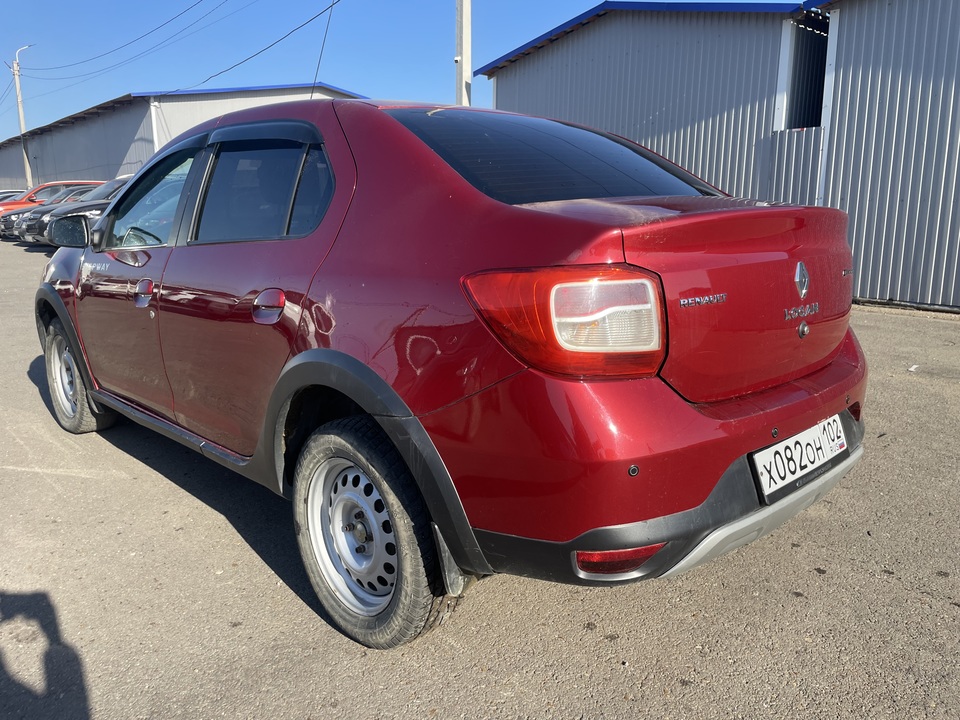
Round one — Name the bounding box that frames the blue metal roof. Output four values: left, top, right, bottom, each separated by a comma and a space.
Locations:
133, 81, 365, 99
476, 1, 808, 77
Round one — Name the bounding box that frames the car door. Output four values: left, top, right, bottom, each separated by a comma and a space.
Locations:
74, 143, 203, 418
158, 111, 353, 456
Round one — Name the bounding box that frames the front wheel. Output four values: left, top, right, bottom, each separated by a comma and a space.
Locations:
44, 318, 116, 433
293, 416, 455, 648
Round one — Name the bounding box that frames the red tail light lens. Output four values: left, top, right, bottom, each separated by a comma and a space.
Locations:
576, 543, 667, 575
462, 265, 666, 379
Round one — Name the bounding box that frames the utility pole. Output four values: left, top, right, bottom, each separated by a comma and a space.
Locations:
455, 0, 471, 106
13, 45, 34, 188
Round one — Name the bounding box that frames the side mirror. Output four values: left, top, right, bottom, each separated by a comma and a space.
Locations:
49, 215, 88, 248
90, 226, 105, 251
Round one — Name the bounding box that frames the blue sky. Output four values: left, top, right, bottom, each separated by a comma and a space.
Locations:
0, 0, 785, 144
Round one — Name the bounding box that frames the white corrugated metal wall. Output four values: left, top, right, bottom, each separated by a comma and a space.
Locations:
0, 100, 154, 185
0, 85, 356, 189
0, 152, 28, 191
491, 10, 785, 199
489, 1, 960, 308
769, 126, 823, 205
152, 85, 354, 149
823, 0, 960, 307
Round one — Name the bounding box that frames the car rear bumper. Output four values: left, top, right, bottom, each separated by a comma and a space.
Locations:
421, 327, 867, 583
472, 413, 864, 585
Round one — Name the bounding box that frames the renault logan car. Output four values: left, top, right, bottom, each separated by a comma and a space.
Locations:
36, 99, 867, 648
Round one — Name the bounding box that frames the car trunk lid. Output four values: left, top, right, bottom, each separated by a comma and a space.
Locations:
523, 196, 854, 402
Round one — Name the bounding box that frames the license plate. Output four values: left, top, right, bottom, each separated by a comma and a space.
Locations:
751, 415, 849, 504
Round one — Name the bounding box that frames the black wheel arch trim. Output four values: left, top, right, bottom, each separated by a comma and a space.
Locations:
261, 349, 493, 576
35, 283, 109, 415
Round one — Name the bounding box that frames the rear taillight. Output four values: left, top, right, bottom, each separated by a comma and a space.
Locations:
462, 265, 666, 379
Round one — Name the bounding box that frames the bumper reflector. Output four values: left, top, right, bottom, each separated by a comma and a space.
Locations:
575, 543, 666, 575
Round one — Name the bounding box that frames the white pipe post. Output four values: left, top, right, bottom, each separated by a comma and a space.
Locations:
455, 0, 472, 106
13, 45, 34, 188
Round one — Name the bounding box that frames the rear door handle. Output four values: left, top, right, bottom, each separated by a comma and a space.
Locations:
252, 288, 286, 325
133, 278, 154, 309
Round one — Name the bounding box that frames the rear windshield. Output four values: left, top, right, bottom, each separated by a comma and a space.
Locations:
385, 108, 711, 205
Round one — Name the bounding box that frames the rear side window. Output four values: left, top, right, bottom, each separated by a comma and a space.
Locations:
385, 108, 710, 205
289, 145, 335, 236
195, 140, 333, 243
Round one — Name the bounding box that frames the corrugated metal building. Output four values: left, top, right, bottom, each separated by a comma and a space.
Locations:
0, 81, 360, 190
478, 0, 960, 308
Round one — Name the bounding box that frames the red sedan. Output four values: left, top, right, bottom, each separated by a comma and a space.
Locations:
36, 99, 867, 648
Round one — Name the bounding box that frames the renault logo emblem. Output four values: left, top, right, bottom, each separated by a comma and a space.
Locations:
795, 262, 810, 300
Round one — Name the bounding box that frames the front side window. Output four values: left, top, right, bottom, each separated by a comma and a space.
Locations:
106, 151, 196, 249
63, 187, 94, 202
33, 186, 64, 202
82, 178, 127, 202
47, 188, 80, 204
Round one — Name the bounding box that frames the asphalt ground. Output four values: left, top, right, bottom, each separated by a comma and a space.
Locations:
1, 237, 957, 720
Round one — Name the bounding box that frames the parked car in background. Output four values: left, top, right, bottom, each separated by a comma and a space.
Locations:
0, 189, 25, 202
0, 181, 102, 239
16, 186, 98, 242
37, 99, 867, 648
6, 186, 97, 242
28, 177, 131, 245
0, 180, 101, 216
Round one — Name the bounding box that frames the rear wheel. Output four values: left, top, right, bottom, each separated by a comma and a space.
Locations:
293, 416, 455, 648
44, 318, 115, 434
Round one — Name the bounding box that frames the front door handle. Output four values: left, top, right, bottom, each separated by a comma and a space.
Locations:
252, 288, 286, 325
133, 278, 154, 309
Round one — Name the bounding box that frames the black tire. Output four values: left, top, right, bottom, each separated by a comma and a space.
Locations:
44, 318, 116, 433
293, 415, 456, 648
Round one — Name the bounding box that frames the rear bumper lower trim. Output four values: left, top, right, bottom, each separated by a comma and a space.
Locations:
659, 445, 862, 579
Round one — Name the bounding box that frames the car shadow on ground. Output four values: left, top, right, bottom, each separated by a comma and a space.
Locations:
26, 355, 323, 617
12, 241, 54, 256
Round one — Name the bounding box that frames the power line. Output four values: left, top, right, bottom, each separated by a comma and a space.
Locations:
169, 0, 343, 94
21, 0, 234, 82
0, 0, 340, 128
310, 1, 336, 99
7, 0, 262, 109
21, 0, 208, 71
0, 79, 14, 108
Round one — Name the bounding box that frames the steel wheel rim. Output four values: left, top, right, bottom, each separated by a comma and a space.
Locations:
52, 335, 79, 418
307, 456, 398, 616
